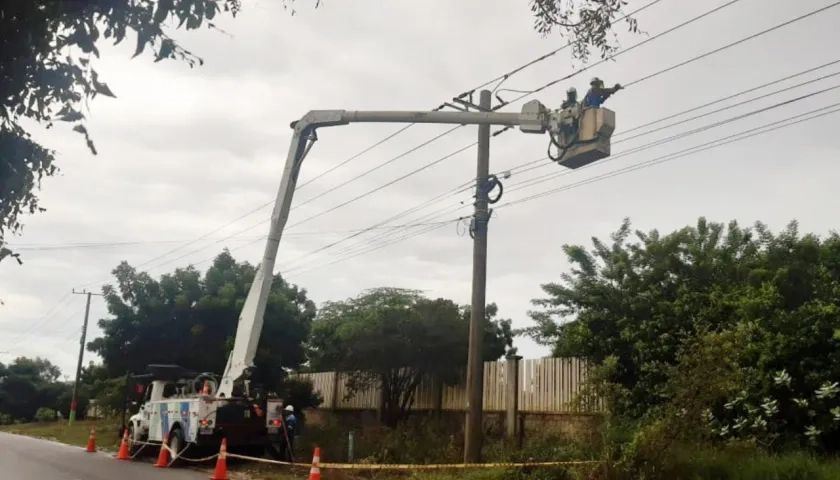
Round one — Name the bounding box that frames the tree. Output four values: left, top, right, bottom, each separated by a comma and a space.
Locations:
88, 248, 317, 396
526, 217, 840, 450
309, 287, 514, 426
530, 0, 644, 62
1, 0, 643, 267
1, 0, 244, 265
0, 356, 71, 421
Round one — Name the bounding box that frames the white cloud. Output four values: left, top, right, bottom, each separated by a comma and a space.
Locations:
2, 0, 840, 375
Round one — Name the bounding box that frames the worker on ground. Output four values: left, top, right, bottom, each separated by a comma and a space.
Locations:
582, 77, 622, 108
561, 87, 578, 109
282, 404, 297, 461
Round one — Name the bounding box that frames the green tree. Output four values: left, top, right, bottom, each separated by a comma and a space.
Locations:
87, 249, 317, 395
1, 0, 643, 267
0, 0, 243, 265
0, 356, 70, 421
309, 287, 514, 426
526, 217, 840, 450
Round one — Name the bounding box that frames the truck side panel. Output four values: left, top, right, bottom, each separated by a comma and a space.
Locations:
147, 400, 200, 443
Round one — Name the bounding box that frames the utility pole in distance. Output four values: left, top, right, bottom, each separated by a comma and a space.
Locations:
464, 89, 492, 463
69, 289, 103, 425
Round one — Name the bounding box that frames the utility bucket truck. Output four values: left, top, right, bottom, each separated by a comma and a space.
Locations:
125, 365, 274, 458
123, 97, 615, 462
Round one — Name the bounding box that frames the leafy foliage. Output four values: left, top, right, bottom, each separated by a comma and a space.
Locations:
527, 217, 840, 452
0, 0, 243, 264
88, 249, 316, 397
0, 356, 75, 422
0, 0, 641, 268
529, 0, 644, 62
309, 287, 515, 426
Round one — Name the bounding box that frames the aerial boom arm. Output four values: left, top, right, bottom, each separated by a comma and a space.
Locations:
216, 102, 581, 398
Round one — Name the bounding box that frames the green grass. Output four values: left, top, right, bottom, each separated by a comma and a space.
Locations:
0, 419, 122, 450
653, 448, 840, 480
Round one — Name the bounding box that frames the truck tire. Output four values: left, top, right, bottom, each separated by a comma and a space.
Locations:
127, 423, 141, 456
168, 426, 185, 466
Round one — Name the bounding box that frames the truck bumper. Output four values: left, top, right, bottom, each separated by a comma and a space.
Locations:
195, 425, 268, 448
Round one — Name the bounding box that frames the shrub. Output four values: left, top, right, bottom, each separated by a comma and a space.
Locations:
34, 407, 56, 422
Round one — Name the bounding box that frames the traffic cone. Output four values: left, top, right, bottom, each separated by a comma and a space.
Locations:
85, 426, 96, 453
209, 438, 229, 480
308, 447, 321, 480
201, 381, 211, 395
154, 433, 170, 468
115, 429, 131, 460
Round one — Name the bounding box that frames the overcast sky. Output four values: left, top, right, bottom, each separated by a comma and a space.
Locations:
2, 0, 839, 377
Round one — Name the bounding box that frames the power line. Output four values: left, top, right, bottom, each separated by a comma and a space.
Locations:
4, 294, 80, 348
278, 0, 760, 252
274, 52, 840, 270
284, 102, 840, 278
72, 0, 745, 289
7, 222, 462, 251
9, 304, 89, 350
282, 83, 840, 273
289, 0, 669, 206
72, 0, 672, 281
623, 1, 840, 88
616, 58, 840, 137
242, 2, 756, 270
287, 127, 512, 230
500, 61, 840, 180
495, 0, 840, 113
506, 82, 840, 193
498, 102, 840, 209
492, 0, 748, 109
282, 203, 471, 273
84, 5, 659, 280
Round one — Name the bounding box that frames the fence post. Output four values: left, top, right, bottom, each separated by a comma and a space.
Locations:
432, 375, 443, 419
330, 372, 340, 410
505, 355, 522, 439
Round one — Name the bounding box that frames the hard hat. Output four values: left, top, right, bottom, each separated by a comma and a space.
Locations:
590, 77, 602, 85
284, 405, 294, 412
567, 87, 577, 93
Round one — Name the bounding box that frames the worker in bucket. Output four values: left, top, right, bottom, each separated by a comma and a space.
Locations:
561, 86, 578, 109
281, 404, 298, 461
582, 77, 622, 108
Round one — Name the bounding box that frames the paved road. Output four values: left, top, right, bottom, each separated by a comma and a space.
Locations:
0, 432, 210, 480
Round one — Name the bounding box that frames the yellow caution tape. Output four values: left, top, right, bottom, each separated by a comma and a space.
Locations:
225, 453, 602, 470
317, 460, 602, 470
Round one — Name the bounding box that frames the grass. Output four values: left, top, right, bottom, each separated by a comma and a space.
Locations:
0, 419, 122, 450
0, 419, 595, 480
650, 447, 840, 480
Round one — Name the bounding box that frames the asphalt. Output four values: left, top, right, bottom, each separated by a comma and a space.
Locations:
0, 432, 211, 480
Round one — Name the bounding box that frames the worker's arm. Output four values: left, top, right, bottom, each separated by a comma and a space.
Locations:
604, 84, 623, 98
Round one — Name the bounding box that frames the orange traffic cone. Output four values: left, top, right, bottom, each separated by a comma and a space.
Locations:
85, 426, 96, 453
308, 447, 321, 480
115, 428, 131, 460
154, 433, 170, 468
209, 438, 229, 480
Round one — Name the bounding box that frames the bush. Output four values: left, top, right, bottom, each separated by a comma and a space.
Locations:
0, 413, 13, 425
34, 407, 56, 422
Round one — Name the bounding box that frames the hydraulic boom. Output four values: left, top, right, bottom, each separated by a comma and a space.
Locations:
216, 102, 615, 398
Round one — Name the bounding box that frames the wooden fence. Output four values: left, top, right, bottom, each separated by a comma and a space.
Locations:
295, 357, 603, 414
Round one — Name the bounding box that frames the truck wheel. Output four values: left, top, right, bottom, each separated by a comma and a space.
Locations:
168, 426, 185, 465
127, 424, 141, 456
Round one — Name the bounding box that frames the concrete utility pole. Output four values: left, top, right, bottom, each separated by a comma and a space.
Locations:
69, 289, 103, 425
464, 90, 492, 463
